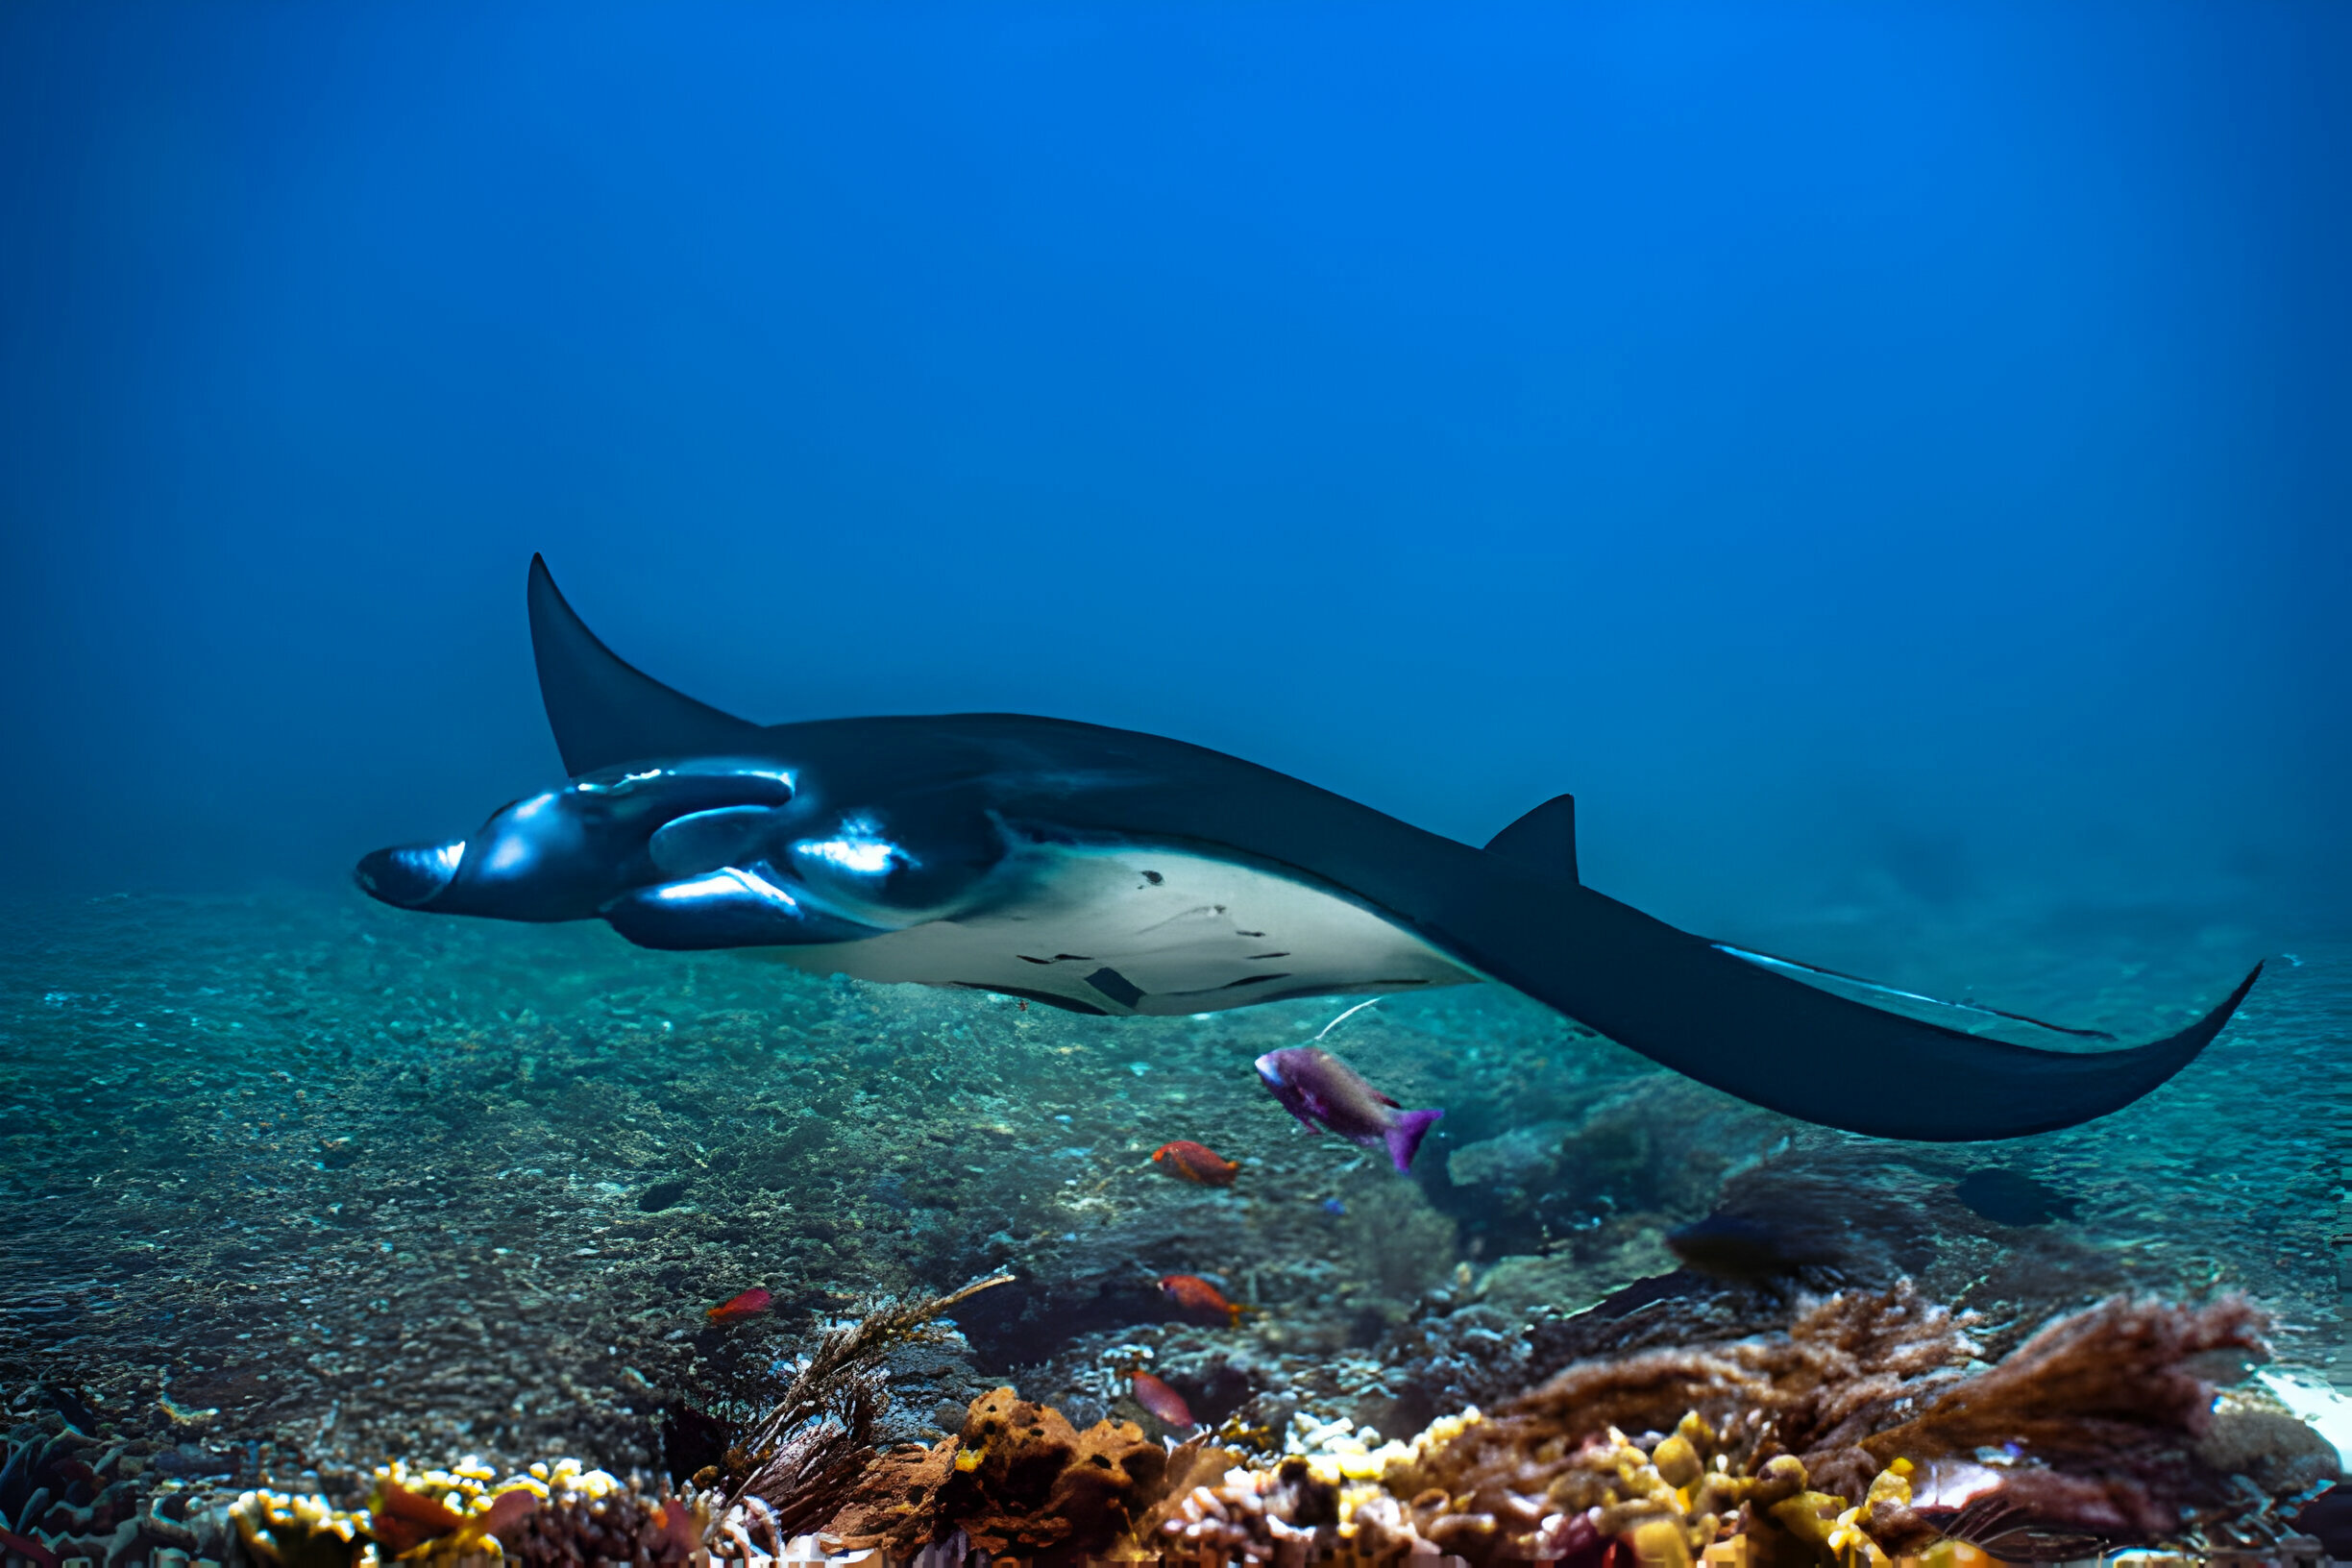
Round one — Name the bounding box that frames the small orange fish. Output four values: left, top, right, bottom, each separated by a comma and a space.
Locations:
1130, 1371, 1194, 1429
1159, 1273, 1251, 1327
1151, 1140, 1241, 1187
706, 1286, 773, 1325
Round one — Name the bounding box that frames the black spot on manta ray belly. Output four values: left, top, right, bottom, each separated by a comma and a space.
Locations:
1139, 870, 1164, 885
1083, 967, 1146, 1008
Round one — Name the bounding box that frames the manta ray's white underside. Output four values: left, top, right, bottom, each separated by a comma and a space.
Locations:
774, 845, 1479, 1016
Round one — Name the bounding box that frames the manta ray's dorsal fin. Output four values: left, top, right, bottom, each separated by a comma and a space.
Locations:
527, 554, 767, 776
1485, 793, 1579, 883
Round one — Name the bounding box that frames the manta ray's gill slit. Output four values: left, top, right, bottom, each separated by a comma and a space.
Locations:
1083, 967, 1146, 1008
1246, 951, 1292, 960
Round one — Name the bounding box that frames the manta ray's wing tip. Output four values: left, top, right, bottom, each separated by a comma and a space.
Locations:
2218, 960, 2264, 1019
522, 551, 766, 776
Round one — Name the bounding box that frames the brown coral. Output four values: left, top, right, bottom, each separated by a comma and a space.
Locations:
934, 1387, 1170, 1559
818, 1385, 1175, 1561
820, 1440, 965, 1556
1859, 1292, 2266, 1465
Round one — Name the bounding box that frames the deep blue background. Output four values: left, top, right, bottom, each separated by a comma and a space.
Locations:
4, 2, 2346, 942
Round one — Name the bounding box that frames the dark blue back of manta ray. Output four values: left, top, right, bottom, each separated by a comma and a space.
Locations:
511, 553, 2260, 1144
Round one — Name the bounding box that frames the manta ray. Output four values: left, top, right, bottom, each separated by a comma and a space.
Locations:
355, 557, 2259, 1142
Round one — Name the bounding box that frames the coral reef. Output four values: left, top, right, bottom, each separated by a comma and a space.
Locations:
1355, 1287, 2295, 1564
228, 1455, 712, 1566
799, 1286, 2327, 1567
720, 1274, 1012, 1539
1, 1273, 2341, 1567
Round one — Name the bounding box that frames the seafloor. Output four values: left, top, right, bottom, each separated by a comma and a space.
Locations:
0, 886, 2343, 1510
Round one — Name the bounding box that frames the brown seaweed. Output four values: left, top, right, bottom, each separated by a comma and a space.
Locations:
721, 1272, 1012, 1538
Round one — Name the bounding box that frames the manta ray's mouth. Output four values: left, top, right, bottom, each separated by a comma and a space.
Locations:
355, 840, 466, 908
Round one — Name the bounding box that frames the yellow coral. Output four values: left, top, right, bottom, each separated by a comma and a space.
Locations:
231, 1489, 367, 1568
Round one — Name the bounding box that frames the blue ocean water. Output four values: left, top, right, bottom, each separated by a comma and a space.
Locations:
1, 1, 2347, 1556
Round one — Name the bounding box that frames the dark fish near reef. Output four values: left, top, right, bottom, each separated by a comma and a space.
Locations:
1664, 1213, 1847, 1286
1160, 1273, 1250, 1327
1953, 1167, 2080, 1226
1130, 1371, 1194, 1428
1255, 1046, 1443, 1172
354, 555, 2261, 1141
706, 1286, 773, 1325
1152, 1139, 1241, 1186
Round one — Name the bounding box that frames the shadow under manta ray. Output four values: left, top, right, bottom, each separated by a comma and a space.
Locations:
354, 555, 2260, 1143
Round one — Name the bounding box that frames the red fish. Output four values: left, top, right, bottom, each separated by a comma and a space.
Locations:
1159, 1273, 1250, 1327
706, 1286, 773, 1325
1151, 1140, 1241, 1187
1130, 1371, 1194, 1429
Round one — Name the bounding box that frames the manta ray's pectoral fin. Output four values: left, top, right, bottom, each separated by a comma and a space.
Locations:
1458, 875, 2264, 1139
1485, 793, 1579, 883
528, 555, 769, 775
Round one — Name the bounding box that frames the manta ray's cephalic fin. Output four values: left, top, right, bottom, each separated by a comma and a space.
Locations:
527, 554, 769, 776
1485, 793, 1579, 883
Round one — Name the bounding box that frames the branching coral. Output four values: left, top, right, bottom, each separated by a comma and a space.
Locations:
1859, 1294, 2271, 1559
1862, 1292, 2266, 1464
719, 1272, 1012, 1541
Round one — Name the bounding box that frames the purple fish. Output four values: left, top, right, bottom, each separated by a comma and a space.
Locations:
1254, 1046, 1444, 1172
